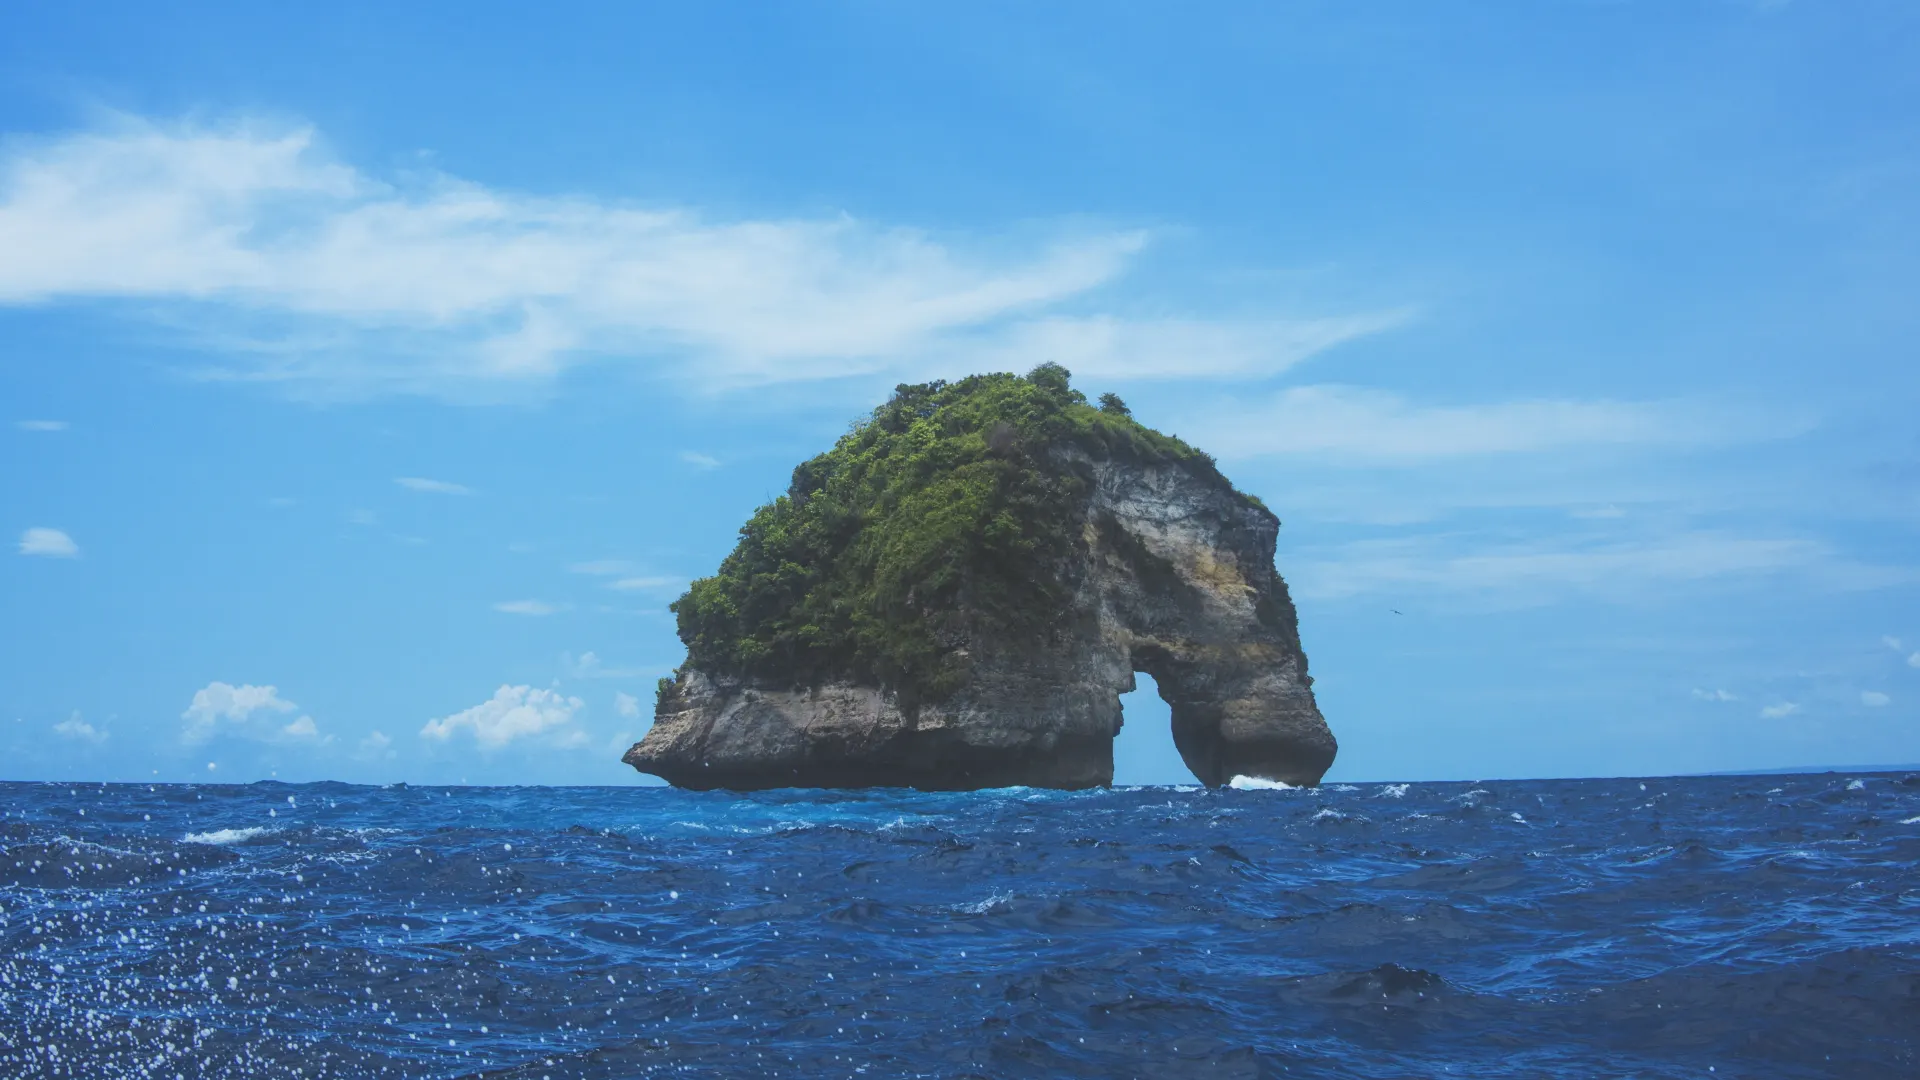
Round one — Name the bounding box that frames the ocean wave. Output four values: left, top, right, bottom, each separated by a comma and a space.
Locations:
1226, 774, 1297, 790
1, 773, 1915, 1079
181, 826, 273, 845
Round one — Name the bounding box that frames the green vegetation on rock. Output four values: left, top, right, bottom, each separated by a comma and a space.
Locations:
668, 365, 1259, 706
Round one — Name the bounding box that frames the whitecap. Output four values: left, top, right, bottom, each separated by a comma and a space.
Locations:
1377, 783, 1410, 798
955, 890, 1014, 915
1901, 815, 1920, 825
1228, 775, 1297, 791
182, 827, 271, 846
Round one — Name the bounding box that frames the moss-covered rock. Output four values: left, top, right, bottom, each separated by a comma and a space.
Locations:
669, 364, 1259, 706
631, 366, 1334, 791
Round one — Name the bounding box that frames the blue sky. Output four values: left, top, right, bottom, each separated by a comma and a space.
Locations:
3, 1, 1917, 786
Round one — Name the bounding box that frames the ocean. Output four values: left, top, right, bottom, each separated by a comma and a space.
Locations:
2, 774, 1916, 1078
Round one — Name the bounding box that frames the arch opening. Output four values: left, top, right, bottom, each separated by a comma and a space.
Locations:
1111, 671, 1200, 786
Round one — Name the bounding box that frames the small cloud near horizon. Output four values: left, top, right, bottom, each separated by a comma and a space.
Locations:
52, 713, 106, 744
562, 650, 652, 678
15, 419, 67, 431
18, 527, 79, 558
1760, 702, 1800, 719
609, 575, 681, 592
181, 681, 325, 744
494, 599, 560, 616
567, 559, 635, 576
420, 685, 586, 750
394, 476, 472, 495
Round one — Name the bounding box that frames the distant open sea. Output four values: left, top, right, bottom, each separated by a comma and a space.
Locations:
3, 775, 1916, 1079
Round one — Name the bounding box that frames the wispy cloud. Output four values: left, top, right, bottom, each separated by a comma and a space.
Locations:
15, 419, 67, 431
615, 691, 642, 719
356, 730, 395, 760
52, 713, 106, 744
419, 685, 586, 750
1760, 702, 1800, 719
394, 476, 471, 495
1861, 691, 1891, 707
679, 451, 721, 470
561, 650, 652, 678
181, 681, 324, 743
0, 116, 1345, 396
567, 559, 635, 576
958, 312, 1408, 381
18, 527, 79, 558
0, 116, 1404, 397
1188, 386, 1792, 463
493, 599, 560, 616
1288, 532, 1914, 602
1692, 688, 1738, 702
608, 576, 681, 592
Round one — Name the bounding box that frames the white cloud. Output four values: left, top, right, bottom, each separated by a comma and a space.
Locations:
1911, 653, 1920, 669
1760, 703, 1800, 719
1691, 688, 1738, 702
562, 650, 651, 679
679, 451, 721, 470
18, 527, 79, 558
419, 685, 585, 750
15, 419, 67, 431
615, 692, 642, 719
181, 681, 311, 743
567, 559, 635, 576
52, 713, 106, 744
356, 730, 395, 760
394, 476, 471, 495
1884, 636, 1905, 652
493, 599, 559, 616
347, 508, 377, 526
1188, 386, 1786, 463
1861, 691, 1891, 707
608, 575, 681, 592
0, 116, 1287, 395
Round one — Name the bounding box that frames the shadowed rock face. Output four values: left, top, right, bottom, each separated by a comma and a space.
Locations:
625, 450, 1334, 790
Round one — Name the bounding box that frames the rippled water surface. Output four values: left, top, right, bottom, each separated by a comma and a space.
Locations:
3, 774, 1918, 1078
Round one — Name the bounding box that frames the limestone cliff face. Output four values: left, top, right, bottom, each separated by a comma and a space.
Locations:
624, 447, 1334, 790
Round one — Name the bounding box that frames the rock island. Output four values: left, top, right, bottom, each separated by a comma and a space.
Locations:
624, 365, 1335, 789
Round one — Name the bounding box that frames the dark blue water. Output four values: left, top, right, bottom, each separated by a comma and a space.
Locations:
3, 775, 1917, 1079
